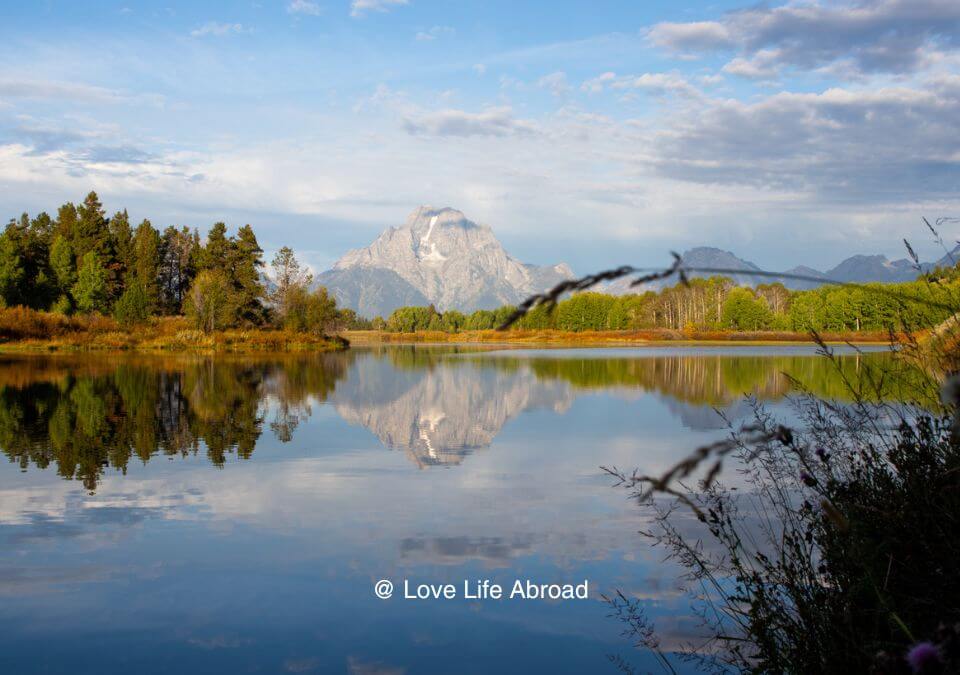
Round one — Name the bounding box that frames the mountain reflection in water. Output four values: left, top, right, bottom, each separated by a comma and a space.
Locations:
0, 346, 894, 488
0, 345, 901, 675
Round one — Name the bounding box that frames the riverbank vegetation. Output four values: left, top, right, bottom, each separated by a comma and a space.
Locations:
0, 353, 348, 490
376, 273, 960, 337
495, 258, 960, 673
0, 192, 358, 351
345, 327, 894, 346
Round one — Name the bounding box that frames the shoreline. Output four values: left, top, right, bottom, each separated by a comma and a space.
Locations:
0, 330, 349, 354
0, 326, 899, 354
341, 328, 897, 347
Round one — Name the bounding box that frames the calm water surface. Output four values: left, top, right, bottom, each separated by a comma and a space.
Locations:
0, 345, 891, 674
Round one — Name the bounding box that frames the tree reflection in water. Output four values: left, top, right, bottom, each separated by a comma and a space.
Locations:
0, 354, 349, 491
0, 347, 902, 491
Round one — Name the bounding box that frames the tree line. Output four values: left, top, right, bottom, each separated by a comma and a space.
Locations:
379, 274, 960, 333
1, 191, 366, 333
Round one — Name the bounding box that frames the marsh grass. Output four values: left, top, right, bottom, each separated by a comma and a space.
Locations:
504, 225, 960, 673
0, 307, 348, 353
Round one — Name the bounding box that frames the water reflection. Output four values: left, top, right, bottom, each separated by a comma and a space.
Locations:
0, 347, 894, 488
0, 354, 346, 490
0, 345, 898, 674
333, 348, 574, 467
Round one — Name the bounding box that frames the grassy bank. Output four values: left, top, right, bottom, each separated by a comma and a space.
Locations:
343, 327, 897, 346
0, 308, 348, 353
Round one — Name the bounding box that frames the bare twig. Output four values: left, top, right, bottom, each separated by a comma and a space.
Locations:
601, 424, 794, 519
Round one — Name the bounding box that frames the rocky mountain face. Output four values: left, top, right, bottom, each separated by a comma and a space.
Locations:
316, 207, 572, 318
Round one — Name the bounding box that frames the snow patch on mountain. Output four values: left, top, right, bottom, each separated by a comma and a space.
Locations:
317, 206, 573, 317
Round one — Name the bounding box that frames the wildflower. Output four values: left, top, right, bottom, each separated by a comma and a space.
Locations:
800, 471, 817, 487
906, 642, 941, 673
815, 447, 829, 461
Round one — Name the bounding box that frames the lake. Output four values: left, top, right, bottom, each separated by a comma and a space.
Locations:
0, 344, 892, 674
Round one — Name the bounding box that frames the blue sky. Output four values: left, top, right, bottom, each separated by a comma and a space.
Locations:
1, 0, 959, 274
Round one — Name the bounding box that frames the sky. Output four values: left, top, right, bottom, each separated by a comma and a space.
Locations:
1, 0, 959, 275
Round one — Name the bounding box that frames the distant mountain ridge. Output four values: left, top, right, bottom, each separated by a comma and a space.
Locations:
603, 245, 960, 295
316, 206, 572, 317
315, 208, 960, 316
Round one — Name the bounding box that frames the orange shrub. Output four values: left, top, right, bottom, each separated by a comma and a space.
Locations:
0, 306, 119, 340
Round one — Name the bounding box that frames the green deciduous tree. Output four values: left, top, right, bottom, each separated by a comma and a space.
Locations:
185, 270, 237, 333
72, 252, 109, 314
721, 287, 772, 330
555, 293, 615, 331
441, 310, 465, 332
284, 286, 338, 334
270, 246, 313, 322
49, 235, 76, 311
387, 305, 435, 332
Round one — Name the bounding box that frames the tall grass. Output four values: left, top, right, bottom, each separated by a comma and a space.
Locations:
502, 231, 960, 673
0, 306, 348, 352
0, 306, 118, 340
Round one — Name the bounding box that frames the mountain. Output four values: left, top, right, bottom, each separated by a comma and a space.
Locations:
933, 247, 960, 269
315, 267, 430, 316
315, 209, 960, 312
780, 265, 829, 290
603, 247, 765, 294
332, 354, 574, 468
601, 244, 960, 295
823, 255, 917, 283
316, 206, 573, 317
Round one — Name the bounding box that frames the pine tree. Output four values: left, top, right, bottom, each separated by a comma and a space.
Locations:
0, 229, 25, 307
74, 191, 112, 261
231, 224, 266, 325
114, 280, 150, 327
109, 209, 134, 301
159, 226, 198, 313
54, 202, 78, 242
200, 222, 231, 271
23, 212, 57, 309
132, 220, 161, 312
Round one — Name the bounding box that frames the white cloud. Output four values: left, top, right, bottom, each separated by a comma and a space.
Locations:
473, 64, 487, 76
581, 71, 700, 97
648, 0, 960, 77
415, 26, 455, 41
721, 49, 783, 79
646, 78, 960, 200
402, 106, 538, 137
287, 0, 322, 16
536, 71, 570, 96
350, 0, 408, 18
0, 79, 164, 106
0, 80, 124, 104
581, 71, 616, 94
190, 22, 248, 38
648, 20, 733, 51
